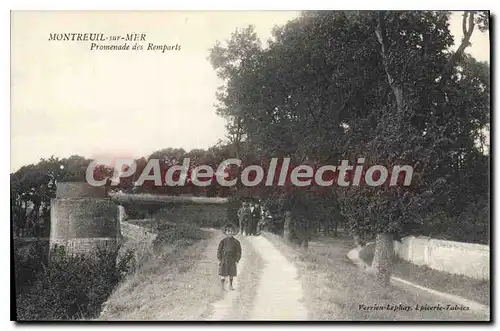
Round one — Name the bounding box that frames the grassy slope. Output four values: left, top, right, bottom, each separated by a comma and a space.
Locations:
99, 223, 224, 320
262, 232, 488, 321
359, 243, 490, 306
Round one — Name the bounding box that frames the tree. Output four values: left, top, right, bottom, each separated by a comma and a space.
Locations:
209, 10, 490, 286
209, 25, 262, 160
363, 11, 489, 285
11, 155, 114, 237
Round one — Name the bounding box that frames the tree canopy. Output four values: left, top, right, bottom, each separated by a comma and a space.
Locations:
208, 11, 490, 284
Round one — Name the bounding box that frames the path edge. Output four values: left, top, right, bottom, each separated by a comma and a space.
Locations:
347, 245, 490, 315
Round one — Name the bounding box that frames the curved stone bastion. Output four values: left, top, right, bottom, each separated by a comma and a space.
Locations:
50, 182, 121, 257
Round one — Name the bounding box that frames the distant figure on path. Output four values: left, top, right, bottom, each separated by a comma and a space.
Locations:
247, 203, 255, 235
257, 204, 272, 234
250, 203, 261, 235
217, 223, 242, 291
237, 202, 251, 235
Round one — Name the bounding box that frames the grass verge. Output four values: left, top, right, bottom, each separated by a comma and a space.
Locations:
99, 222, 221, 320
262, 232, 488, 321
359, 243, 490, 306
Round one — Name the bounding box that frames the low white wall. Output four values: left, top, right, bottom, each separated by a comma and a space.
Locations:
394, 236, 490, 281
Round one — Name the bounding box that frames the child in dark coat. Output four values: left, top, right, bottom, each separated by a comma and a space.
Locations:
217, 223, 242, 290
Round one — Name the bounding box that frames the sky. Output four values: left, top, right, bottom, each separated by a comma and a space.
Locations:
10, 11, 490, 172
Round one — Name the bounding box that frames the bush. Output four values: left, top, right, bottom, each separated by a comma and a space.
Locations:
14, 241, 48, 294
226, 196, 242, 226
154, 223, 206, 247
15, 246, 132, 321
153, 205, 228, 230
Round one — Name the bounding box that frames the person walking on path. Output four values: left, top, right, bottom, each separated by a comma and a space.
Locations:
217, 223, 242, 291
247, 203, 260, 235
237, 202, 251, 236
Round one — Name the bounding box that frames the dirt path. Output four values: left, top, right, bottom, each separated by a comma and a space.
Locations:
207, 235, 308, 321
206, 234, 249, 320
246, 236, 308, 320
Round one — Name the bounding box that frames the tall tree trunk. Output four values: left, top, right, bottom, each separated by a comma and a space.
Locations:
302, 238, 309, 251
371, 233, 394, 287
298, 219, 309, 251
42, 206, 50, 237
234, 116, 242, 160
283, 211, 292, 242
34, 202, 41, 237
353, 234, 362, 248
440, 12, 476, 86
375, 11, 404, 112
17, 202, 26, 236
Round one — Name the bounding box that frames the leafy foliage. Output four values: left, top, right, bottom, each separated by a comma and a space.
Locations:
11, 155, 113, 237
208, 11, 490, 246
16, 247, 133, 321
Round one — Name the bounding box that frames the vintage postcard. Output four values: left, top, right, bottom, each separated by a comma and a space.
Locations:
11, 10, 490, 321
